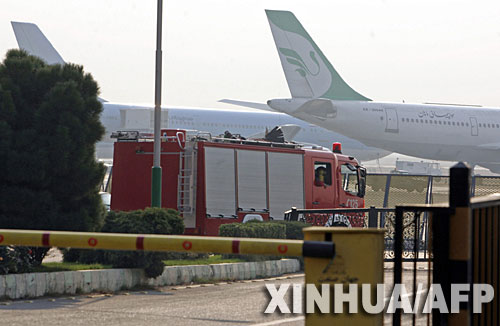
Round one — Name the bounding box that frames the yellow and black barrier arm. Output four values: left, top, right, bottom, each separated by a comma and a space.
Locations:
0, 229, 335, 258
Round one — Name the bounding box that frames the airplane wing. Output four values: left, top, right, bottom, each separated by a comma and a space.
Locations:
11, 21, 65, 65
248, 124, 302, 141
478, 163, 500, 174
478, 143, 500, 150
219, 99, 277, 112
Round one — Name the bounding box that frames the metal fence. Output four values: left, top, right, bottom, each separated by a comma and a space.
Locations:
392, 165, 500, 326
470, 195, 500, 325
365, 173, 500, 208
285, 207, 431, 261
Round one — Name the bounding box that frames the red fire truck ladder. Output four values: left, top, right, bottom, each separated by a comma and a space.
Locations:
177, 134, 200, 228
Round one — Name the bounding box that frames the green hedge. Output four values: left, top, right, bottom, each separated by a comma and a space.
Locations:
219, 220, 286, 239
271, 220, 308, 240
63, 207, 185, 278
0, 247, 36, 275
218, 220, 309, 262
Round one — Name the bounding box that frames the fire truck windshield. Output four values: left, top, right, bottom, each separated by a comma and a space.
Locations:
341, 163, 360, 195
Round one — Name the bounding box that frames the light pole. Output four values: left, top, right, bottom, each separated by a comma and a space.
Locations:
151, 0, 163, 207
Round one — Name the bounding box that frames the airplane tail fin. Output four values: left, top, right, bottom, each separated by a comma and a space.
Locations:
265, 10, 370, 101
11, 22, 108, 103
11, 21, 65, 65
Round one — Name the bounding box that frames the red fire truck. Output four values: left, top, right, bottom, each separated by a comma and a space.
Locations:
110, 129, 366, 235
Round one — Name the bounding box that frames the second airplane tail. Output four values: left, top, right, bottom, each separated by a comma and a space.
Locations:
265, 10, 370, 101
11, 22, 65, 65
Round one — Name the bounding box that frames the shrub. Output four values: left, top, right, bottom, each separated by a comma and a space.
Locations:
271, 220, 308, 240
219, 220, 310, 263
64, 207, 184, 278
219, 220, 286, 239
0, 246, 36, 274
219, 221, 286, 261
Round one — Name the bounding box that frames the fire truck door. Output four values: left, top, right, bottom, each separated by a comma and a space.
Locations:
312, 159, 335, 208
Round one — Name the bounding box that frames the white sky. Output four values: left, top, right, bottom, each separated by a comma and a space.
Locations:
2, 0, 500, 109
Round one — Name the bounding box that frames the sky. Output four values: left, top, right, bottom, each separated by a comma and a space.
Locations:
2, 0, 500, 110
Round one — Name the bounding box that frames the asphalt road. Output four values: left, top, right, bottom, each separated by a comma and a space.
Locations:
1, 267, 433, 326
0, 274, 305, 326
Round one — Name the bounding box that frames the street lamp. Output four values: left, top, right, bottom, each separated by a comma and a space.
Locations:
151, 0, 163, 207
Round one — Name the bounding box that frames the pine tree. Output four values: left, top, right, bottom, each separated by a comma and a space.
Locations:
0, 49, 106, 266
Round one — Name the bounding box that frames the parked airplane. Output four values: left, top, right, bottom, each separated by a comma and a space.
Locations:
261, 10, 500, 173
224, 10, 500, 173
12, 21, 388, 161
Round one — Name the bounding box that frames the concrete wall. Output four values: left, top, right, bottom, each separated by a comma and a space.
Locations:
0, 259, 300, 300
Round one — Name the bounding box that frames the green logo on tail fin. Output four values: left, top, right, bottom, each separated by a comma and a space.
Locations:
267, 10, 371, 101
279, 47, 320, 77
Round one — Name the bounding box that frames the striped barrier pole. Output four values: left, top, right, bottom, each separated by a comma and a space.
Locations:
0, 229, 335, 258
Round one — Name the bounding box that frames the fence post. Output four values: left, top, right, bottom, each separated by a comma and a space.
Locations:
287, 207, 298, 221
368, 206, 378, 228
448, 162, 472, 325
383, 175, 392, 208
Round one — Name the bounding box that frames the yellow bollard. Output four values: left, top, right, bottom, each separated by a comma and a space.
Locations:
303, 227, 385, 326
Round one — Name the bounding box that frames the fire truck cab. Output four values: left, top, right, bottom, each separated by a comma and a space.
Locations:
110, 129, 366, 235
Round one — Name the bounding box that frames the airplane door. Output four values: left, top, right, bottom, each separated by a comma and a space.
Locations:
385, 108, 399, 133
470, 117, 478, 136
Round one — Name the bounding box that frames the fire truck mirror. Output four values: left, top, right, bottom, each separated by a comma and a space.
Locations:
358, 167, 367, 198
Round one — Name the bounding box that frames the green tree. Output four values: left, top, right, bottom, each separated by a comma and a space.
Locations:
0, 49, 106, 266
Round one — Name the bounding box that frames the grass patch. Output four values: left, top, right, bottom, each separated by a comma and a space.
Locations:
30, 255, 243, 273
162, 254, 244, 266
27, 255, 243, 273
32, 262, 111, 273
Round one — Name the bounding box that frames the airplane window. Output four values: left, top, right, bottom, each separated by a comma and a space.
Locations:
452, 122, 455, 126
411, 119, 414, 122
425, 120, 428, 123
488, 124, 491, 128
466, 123, 469, 127
448, 121, 451, 125
496, 124, 499, 128
438, 121, 442, 125
420, 119, 423, 123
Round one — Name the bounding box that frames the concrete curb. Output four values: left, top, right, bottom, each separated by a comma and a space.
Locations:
0, 259, 301, 300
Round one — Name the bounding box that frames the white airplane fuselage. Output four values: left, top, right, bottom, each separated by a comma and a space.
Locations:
268, 98, 500, 168
97, 102, 389, 161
